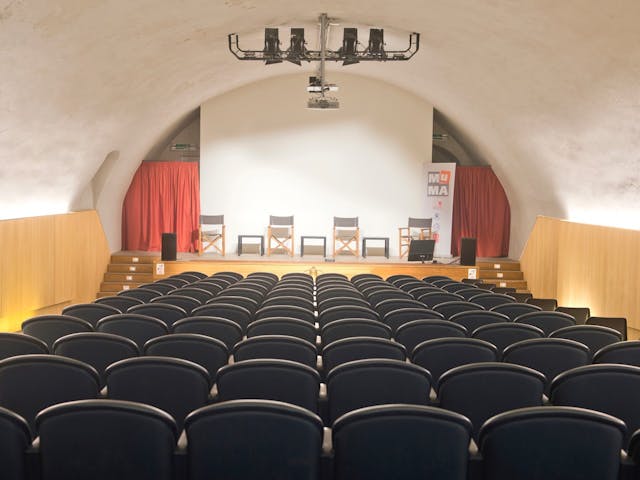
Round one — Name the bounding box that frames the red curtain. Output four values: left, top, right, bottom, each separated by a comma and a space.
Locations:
122, 161, 200, 252
451, 166, 510, 257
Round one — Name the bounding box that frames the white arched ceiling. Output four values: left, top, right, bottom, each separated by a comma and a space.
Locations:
1, 1, 639, 255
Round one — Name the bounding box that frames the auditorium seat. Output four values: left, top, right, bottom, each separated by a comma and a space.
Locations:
387, 274, 418, 285
221, 285, 268, 301
97, 314, 169, 349
0, 406, 33, 480
366, 289, 413, 307
550, 363, 640, 444
441, 282, 475, 294
351, 273, 382, 284
233, 335, 318, 368
556, 306, 591, 324
468, 293, 516, 309
53, 332, 139, 386
255, 305, 315, 324
374, 298, 426, 317
423, 275, 454, 283
206, 295, 259, 315
171, 273, 202, 284
321, 319, 392, 346
593, 341, 640, 366
154, 277, 189, 288
407, 285, 446, 300
0, 354, 100, 429
35, 399, 177, 480
281, 272, 314, 282
105, 356, 210, 430
248, 317, 317, 344
526, 297, 558, 311
262, 295, 316, 311
550, 325, 622, 354
247, 271, 279, 284
168, 287, 214, 304
0, 332, 48, 360
128, 303, 188, 328
514, 310, 576, 335
172, 316, 243, 350
382, 308, 445, 332
317, 296, 370, 311
510, 292, 533, 303
192, 279, 226, 295
490, 286, 516, 295
438, 362, 545, 439
472, 323, 544, 356
327, 359, 431, 423
191, 303, 252, 331
216, 359, 320, 413
215, 271, 244, 282
394, 319, 467, 354
22, 315, 93, 349
62, 303, 121, 326
431, 279, 457, 288
586, 316, 628, 340
150, 294, 202, 315
449, 310, 511, 334
502, 338, 591, 394
322, 337, 406, 373
143, 333, 228, 379
433, 301, 484, 319
185, 400, 323, 480
317, 287, 364, 303
479, 406, 626, 480
490, 302, 541, 320
411, 338, 498, 386
418, 291, 464, 308
94, 295, 143, 311
139, 282, 175, 295
332, 404, 472, 480
318, 306, 379, 327
267, 287, 314, 302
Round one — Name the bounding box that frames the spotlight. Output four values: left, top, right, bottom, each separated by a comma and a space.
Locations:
287, 28, 305, 65
264, 28, 282, 64
368, 28, 385, 56
341, 28, 359, 65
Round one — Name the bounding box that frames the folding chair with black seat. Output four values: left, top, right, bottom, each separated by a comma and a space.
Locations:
143, 334, 228, 380
472, 323, 544, 357
550, 325, 622, 354
35, 399, 178, 480
22, 315, 94, 349
62, 303, 121, 327
198, 214, 225, 256
593, 340, 640, 366
394, 319, 467, 355
321, 319, 392, 347
479, 406, 626, 480
322, 337, 406, 373
233, 335, 318, 369
0, 405, 32, 480
172, 316, 243, 351
96, 314, 168, 350
247, 317, 318, 344
0, 332, 48, 360
216, 359, 321, 413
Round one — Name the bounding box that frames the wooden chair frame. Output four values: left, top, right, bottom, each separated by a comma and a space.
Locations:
267, 216, 294, 256
199, 215, 225, 256
333, 217, 360, 257
399, 217, 432, 259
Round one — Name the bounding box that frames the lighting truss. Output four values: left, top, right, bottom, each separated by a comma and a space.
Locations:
228, 17, 419, 65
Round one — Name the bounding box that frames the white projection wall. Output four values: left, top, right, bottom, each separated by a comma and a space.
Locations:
200, 73, 433, 257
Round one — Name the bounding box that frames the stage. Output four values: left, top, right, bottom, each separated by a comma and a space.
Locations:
108, 251, 479, 284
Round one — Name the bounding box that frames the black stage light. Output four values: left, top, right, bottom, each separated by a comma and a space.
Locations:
368, 28, 385, 55
264, 28, 282, 64
341, 27, 359, 65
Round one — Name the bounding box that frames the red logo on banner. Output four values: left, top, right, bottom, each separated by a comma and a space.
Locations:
439, 171, 450, 185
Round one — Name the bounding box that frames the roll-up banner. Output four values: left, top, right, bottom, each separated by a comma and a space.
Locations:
424, 163, 457, 257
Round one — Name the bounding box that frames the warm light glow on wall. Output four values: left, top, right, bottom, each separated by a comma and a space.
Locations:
0, 200, 69, 221
567, 206, 640, 232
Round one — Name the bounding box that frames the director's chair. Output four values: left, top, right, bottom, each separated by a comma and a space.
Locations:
267, 215, 294, 256
333, 217, 359, 257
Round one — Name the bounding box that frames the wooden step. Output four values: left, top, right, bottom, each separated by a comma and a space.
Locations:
100, 282, 145, 293
108, 263, 154, 274
481, 279, 528, 290
476, 261, 521, 271
103, 272, 155, 283
110, 254, 158, 265
479, 270, 524, 280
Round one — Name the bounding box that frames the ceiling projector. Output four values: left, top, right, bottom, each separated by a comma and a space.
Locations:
307, 96, 340, 110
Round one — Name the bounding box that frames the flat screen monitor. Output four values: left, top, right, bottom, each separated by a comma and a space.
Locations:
408, 239, 435, 262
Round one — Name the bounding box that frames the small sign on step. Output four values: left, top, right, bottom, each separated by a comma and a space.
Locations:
467, 268, 477, 279
497, 272, 504, 278
125, 275, 133, 281
129, 266, 136, 272
499, 282, 507, 288
122, 285, 130, 290
155, 263, 165, 275
493, 263, 501, 269
132, 257, 139, 263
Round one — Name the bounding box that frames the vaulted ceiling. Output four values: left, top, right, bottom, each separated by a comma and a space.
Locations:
1, 0, 638, 254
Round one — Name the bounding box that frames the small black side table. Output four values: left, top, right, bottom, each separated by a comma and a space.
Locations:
362, 237, 390, 258
238, 235, 264, 256
301, 236, 326, 257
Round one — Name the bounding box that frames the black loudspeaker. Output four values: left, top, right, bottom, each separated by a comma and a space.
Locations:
460, 238, 477, 266
408, 240, 436, 263
161, 233, 177, 261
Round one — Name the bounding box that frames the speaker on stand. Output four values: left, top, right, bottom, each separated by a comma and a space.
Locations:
161, 233, 177, 261
460, 238, 477, 266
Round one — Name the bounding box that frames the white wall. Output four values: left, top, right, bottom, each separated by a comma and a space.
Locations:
200, 73, 433, 257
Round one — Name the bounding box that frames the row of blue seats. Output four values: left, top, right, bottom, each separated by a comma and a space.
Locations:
2, 398, 640, 480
